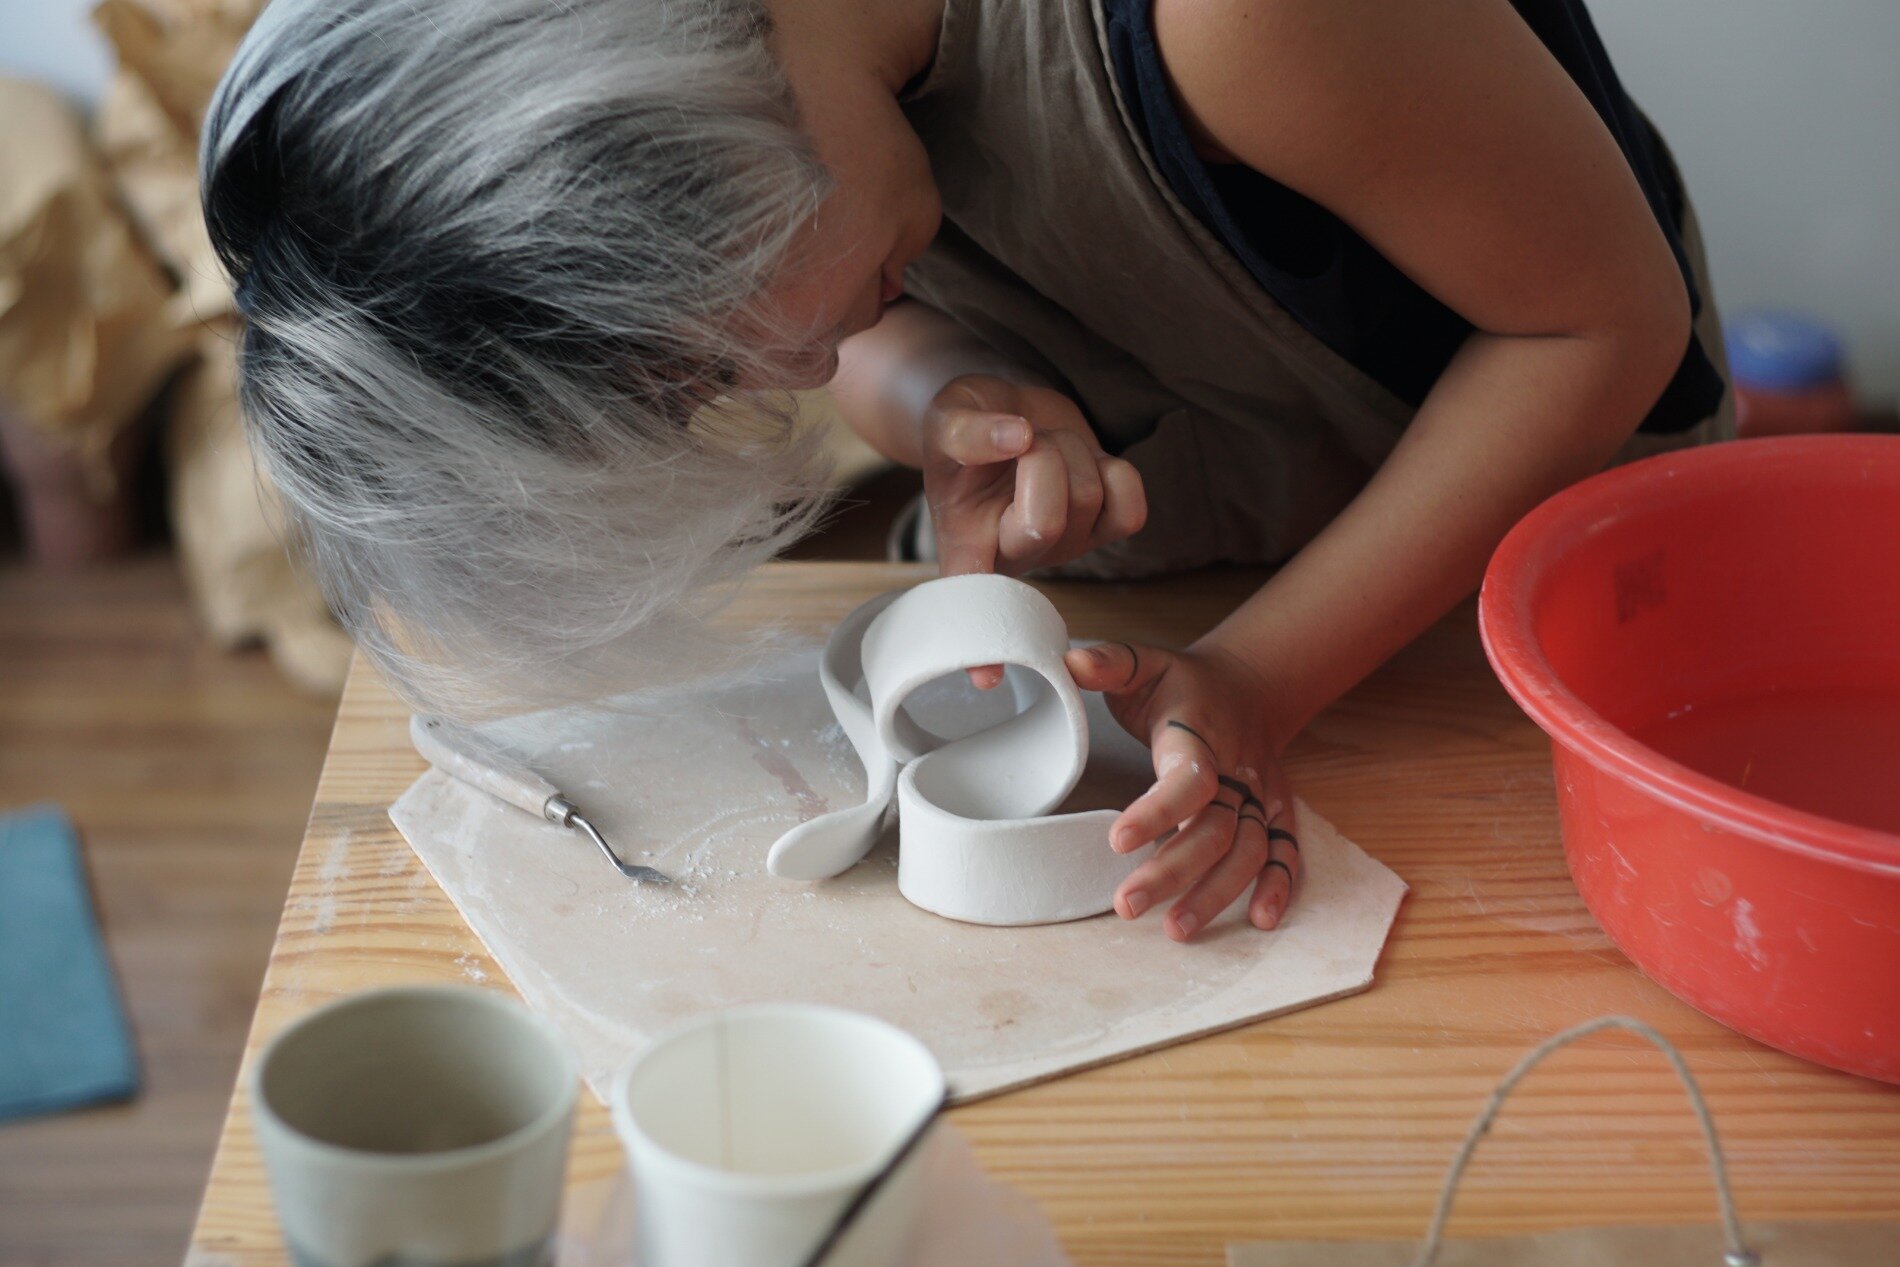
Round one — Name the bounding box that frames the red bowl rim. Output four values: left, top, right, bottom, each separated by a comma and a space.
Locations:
1480, 434, 1900, 878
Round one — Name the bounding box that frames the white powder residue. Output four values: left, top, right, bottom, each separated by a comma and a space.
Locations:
1733, 898, 1770, 970
306, 827, 352, 934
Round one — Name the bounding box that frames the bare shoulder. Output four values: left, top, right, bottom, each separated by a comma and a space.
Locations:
1150, 0, 1369, 87
1150, 0, 1550, 175
1147, 0, 1684, 340
1149, 0, 1377, 161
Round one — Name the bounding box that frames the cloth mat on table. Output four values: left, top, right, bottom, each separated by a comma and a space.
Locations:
0, 806, 139, 1121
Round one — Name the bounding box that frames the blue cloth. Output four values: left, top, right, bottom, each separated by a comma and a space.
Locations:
0, 806, 140, 1121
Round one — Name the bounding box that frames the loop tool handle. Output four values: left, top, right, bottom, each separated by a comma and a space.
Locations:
1408, 1015, 1757, 1267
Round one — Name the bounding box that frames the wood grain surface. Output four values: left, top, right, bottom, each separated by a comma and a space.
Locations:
0, 557, 334, 1267
185, 562, 1900, 1266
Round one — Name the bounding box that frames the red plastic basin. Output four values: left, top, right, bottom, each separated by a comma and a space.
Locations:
1480, 435, 1900, 1081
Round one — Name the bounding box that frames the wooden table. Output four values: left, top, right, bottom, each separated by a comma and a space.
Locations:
186, 562, 1900, 1266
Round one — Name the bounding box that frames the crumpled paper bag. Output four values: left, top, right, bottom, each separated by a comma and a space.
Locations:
0, 77, 192, 490
166, 325, 353, 693
92, 0, 263, 137
91, 0, 266, 326
82, 0, 348, 692
92, 66, 231, 326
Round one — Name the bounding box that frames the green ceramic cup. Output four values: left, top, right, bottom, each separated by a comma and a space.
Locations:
251, 985, 578, 1267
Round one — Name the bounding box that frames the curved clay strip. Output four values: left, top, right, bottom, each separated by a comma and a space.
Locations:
768, 574, 1152, 925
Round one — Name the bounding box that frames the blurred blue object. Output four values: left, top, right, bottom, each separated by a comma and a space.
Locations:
0, 806, 140, 1122
1725, 310, 1847, 392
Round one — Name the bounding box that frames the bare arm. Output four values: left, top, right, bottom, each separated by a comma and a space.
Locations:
1067, 0, 1693, 941
1156, 0, 1691, 741
828, 299, 1044, 466
829, 299, 1147, 583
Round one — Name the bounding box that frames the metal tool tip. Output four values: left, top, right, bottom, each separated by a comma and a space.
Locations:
570, 811, 673, 885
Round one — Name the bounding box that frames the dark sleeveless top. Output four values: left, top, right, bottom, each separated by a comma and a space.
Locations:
899, 0, 1731, 577
1102, 0, 1725, 432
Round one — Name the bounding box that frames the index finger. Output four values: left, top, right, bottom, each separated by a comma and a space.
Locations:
931, 496, 1000, 578
929, 411, 1032, 468
1109, 720, 1221, 853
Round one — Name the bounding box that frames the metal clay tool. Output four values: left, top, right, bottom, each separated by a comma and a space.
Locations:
409, 715, 671, 884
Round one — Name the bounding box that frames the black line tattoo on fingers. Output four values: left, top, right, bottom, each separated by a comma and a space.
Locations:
1111, 642, 1141, 688
1206, 798, 1239, 814
1237, 810, 1268, 833
1217, 774, 1265, 814
1267, 827, 1300, 852
1164, 719, 1214, 754
1264, 859, 1295, 884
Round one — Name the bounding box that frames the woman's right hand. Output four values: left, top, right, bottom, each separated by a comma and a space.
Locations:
920, 373, 1148, 581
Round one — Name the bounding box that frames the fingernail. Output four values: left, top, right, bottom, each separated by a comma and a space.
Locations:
993, 418, 1029, 450
1124, 890, 1149, 918
1174, 911, 1201, 938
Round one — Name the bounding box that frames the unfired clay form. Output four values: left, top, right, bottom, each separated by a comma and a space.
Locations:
767, 575, 1154, 925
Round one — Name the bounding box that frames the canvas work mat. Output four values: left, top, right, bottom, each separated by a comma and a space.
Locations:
389, 647, 1406, 1103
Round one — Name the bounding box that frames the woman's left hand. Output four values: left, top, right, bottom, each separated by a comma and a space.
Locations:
1064, 641, 1302, 942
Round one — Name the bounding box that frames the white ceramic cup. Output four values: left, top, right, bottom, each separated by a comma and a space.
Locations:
610, 1004, 946, 1267
251, 985, 579, 1267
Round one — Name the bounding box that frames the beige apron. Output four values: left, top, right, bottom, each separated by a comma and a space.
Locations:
899, 0, 1731, 578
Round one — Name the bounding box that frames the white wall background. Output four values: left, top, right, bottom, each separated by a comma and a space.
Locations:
0, 0, 112, 106
2, 0, 1896, 398
1589, 0, 1900, 400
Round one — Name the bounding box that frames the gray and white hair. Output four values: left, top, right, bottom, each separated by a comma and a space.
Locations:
201, 0, 836, 719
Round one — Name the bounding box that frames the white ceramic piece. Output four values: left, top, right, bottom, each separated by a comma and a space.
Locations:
764, 591, 901, 881
610, 1004, 944, 1267
767, 573, 1153, 926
